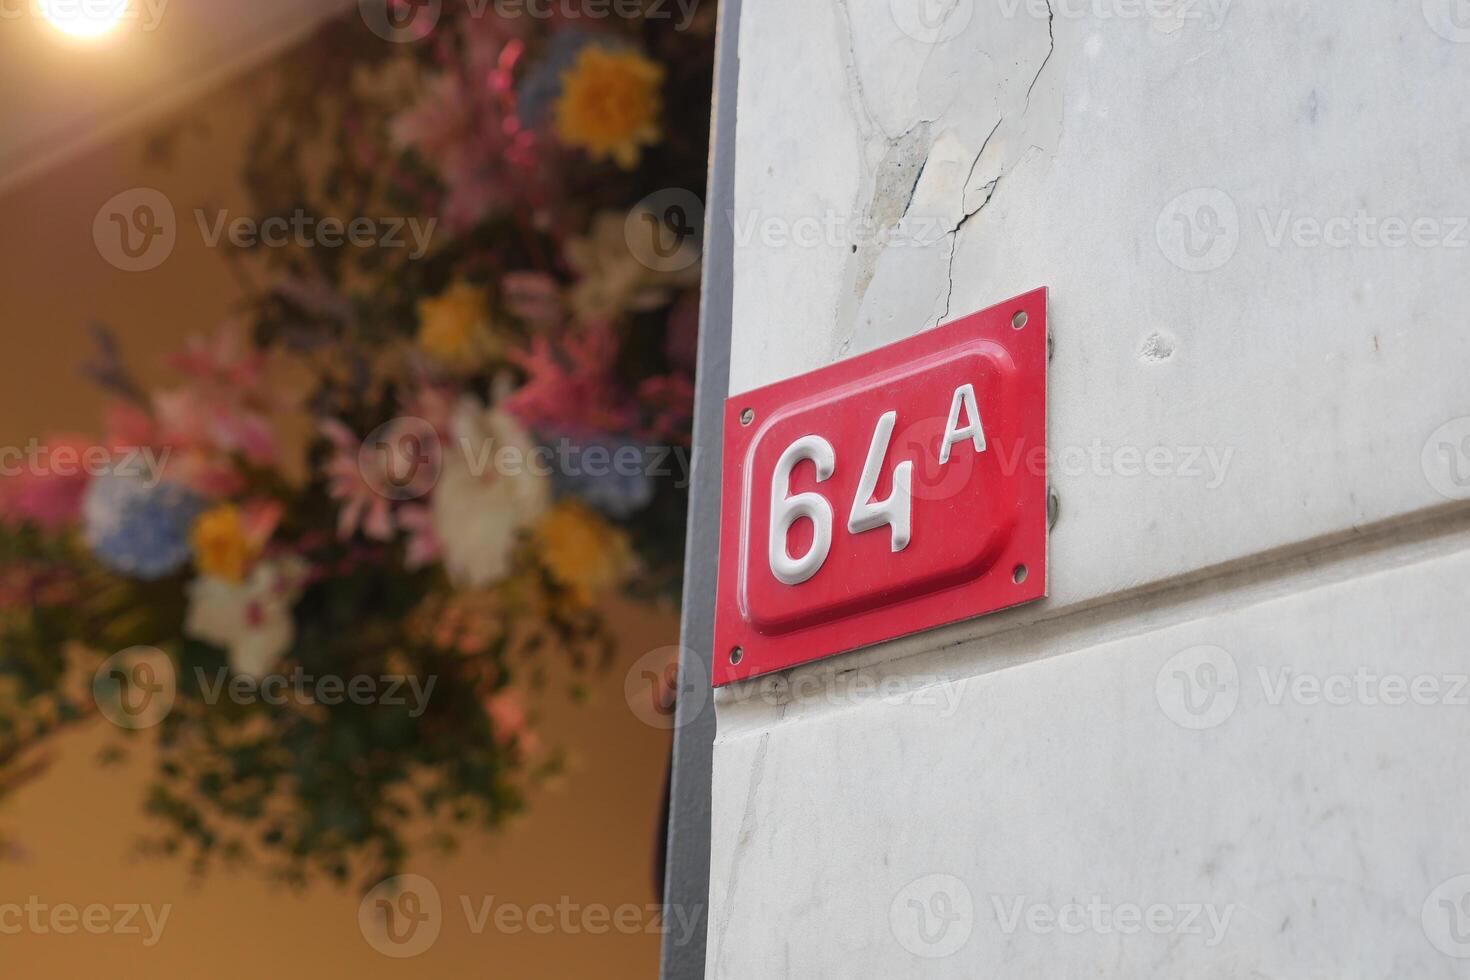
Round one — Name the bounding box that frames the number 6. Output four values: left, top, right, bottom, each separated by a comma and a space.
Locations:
768, 435, 835, 585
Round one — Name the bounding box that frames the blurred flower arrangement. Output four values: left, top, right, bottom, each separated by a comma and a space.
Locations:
0, 3, 712, 886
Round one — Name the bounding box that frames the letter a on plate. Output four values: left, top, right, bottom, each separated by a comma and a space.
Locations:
712, 288, 1049, 685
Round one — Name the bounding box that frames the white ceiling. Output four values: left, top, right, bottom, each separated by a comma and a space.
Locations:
0, 0, 354, 195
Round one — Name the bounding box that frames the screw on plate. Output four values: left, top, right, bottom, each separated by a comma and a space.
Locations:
729, 646, 744, 665
1047, 487, 1059, 530
740, 408, 754, 426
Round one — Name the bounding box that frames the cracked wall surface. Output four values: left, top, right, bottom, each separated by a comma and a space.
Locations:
709, 0, 1470, 976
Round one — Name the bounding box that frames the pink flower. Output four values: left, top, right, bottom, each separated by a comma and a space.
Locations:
501, 271, 563, 330
639, 373, 695, 445
0, 436, 92, 531
396, 504, 442, 570
102, 401, 156, 447
167, 328, 268, 393
154, 389, 277, 466
502, 324, 637, 434
319, 419, 394, 542
388, 22, 543, 233
484, 690, 540, 757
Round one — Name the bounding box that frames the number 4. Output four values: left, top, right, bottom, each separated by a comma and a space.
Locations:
768, 413, 914, 586
847, 410, 913, 552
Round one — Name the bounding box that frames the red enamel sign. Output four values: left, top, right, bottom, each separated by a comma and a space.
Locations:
712, 288, 1048, 685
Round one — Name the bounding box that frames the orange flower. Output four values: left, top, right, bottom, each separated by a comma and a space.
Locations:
554, 46, 664, 169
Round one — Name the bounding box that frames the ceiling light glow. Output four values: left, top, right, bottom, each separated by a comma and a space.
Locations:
40, 0, 128, 39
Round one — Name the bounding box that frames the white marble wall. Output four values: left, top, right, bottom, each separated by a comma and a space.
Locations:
709, 0, 1470, 975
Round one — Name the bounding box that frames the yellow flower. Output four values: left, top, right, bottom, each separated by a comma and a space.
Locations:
534, 501, 632, 605
554, 46, 664, 169
416, 281, 497, 371
191, 505, 253, 583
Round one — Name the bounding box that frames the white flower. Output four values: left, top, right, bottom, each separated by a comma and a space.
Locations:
185, 557, 309, 679
432, 396, 549, 588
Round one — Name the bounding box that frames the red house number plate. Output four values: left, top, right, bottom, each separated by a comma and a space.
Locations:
712, 288, 1049, 685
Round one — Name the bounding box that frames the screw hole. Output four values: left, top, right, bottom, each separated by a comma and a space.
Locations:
729, 646, 744, 665
1011, 310, 1028, 330
1012, 564, 1028, 584
740, 408, 754, 426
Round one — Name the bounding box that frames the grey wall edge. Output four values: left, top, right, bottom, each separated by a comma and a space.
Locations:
659, 0, 740, 977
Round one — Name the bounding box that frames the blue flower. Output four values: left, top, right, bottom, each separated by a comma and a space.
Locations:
541, 430, 656, 520
82, 473, 204, 580
516, 30, 629, 127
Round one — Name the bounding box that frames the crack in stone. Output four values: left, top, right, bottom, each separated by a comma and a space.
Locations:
940, 6, 1057, 325
1026, 0, 1057, 109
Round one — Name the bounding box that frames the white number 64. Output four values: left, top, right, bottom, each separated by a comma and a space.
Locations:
768, 411, 914, 585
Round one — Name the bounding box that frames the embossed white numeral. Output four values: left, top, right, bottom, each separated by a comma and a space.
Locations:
768, 435, 836, 585
847, 410, 913, 552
